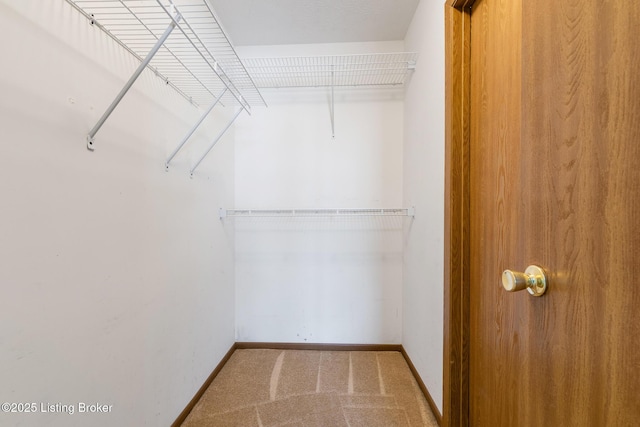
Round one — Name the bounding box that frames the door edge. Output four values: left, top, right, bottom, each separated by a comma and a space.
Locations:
443, 1, 473, 426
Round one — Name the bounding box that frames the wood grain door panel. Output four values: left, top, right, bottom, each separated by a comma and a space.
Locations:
520, 1, 640, 425
467, 0, 640, 425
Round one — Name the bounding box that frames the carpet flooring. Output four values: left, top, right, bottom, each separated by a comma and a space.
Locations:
181, 349, 439, 427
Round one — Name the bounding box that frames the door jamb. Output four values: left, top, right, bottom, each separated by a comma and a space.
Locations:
443, 1, 474, 426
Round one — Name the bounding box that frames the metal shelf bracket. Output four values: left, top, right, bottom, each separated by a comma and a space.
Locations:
190, 108, 243, 178
165, 87, 227, 171
87, 9, 182, 150
330, 65, 335, 138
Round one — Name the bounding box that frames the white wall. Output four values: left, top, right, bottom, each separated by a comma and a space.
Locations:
233, 42, 406, 344
403, 0, 446, 413
0, 1, 235, 426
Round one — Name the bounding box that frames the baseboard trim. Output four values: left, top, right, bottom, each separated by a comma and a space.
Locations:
171, 342, 237, 427
235, 341, 403, 352
400, 347, 443, 426
173, 342, 442, 426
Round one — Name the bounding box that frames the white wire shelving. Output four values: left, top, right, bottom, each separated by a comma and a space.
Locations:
65, 0, 265, 172
67, 0, 265, 108
242, 52, 417, 137
243, 53, 418, 89
219, 207, 415, 219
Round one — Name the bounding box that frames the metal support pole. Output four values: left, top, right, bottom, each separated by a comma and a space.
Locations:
165, 87, 227, 170
330, 65, 335, 138
190, 109, 243, 177
86, 13, 182, 151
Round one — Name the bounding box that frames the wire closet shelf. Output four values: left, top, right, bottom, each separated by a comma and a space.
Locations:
242, 53, 418, 89
219, 208, 416, 219
65, 0, 266, 110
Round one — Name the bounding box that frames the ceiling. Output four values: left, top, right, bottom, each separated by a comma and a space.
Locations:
207, 0, 421, 47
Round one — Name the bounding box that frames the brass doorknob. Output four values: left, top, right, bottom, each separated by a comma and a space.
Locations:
502, 265, 548, 296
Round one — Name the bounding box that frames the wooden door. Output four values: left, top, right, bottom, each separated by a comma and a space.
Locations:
465, 0, 640, 425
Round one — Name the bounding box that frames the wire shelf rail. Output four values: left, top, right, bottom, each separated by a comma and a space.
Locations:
219, 207, 416, 219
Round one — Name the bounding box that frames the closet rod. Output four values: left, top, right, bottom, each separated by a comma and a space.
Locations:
219, 207, 416, 219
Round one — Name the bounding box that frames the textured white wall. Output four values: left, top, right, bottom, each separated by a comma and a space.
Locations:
402, 0, 446, 413
233, 42, 406, 344
0, 1, 235, 425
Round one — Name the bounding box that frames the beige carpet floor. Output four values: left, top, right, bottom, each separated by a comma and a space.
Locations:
182, 349, 439, 427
